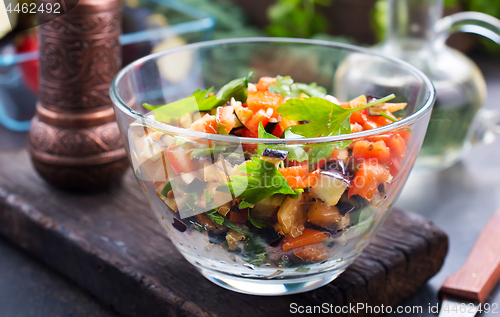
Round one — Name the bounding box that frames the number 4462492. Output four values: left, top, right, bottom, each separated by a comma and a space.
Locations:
6, 2, 61, 14
443, 303, 498, 314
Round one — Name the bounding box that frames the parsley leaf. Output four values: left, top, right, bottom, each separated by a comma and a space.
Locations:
160, 182, 172, 197
269, 75, 327, 98
241, 235, 268, 266
228, 158, 295, 208
142, 70, 254, 120
278, 94, 396, 138
279, 94, 396, 164
256, 122, 308, 162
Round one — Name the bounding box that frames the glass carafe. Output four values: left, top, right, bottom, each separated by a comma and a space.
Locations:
377, 0, 500, 170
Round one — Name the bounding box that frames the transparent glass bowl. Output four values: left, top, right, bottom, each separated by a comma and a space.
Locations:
110, 38, 435, 295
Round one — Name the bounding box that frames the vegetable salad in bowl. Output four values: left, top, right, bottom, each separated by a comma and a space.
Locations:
111, 38, 435, 295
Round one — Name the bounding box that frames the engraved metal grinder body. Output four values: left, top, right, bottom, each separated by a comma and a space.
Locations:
28, 0, 128, 191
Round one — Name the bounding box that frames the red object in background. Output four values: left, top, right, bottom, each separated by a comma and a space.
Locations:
15, 30, 39, 95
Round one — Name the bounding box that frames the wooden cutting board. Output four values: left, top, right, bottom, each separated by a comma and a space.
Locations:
0, 150, 448, 317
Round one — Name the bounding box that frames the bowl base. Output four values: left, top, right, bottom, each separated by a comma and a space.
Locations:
198, 268, 342, 296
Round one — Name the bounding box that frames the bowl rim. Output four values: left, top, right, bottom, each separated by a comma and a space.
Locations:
110, 37, 436, 145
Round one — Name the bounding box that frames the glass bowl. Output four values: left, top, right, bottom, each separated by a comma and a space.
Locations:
110, 38, 435, 295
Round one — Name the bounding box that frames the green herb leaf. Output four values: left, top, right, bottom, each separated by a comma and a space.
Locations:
279, 94, 395, 163
294, 267, 310, 273
143, 96, 199, 123
203, 189, 253, 236
247, 210, 268, 229
289, 188, 304, 199
257, 122, 308, 162
269, 75, 327, 98
160, 182, 173, 197
241, 235, 268, 266
379, 111, 398, 122
278, 94, 396, 138
228, 158, 296, 207
142, 71, 254, 120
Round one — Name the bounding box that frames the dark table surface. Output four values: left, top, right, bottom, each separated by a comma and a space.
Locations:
0, 52, 499, 317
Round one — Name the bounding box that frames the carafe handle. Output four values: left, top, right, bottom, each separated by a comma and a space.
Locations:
435, 12, 500, 146
434, 11, 500, 49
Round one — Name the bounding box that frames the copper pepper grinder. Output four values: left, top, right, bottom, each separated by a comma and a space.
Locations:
28, 0, 128, 191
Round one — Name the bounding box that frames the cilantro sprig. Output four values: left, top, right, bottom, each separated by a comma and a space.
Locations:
277, 93, 396, 138
142, 70, 254, 121
269, 75, 327, 98
278, 93, 396, 165
227, 158, 296, 209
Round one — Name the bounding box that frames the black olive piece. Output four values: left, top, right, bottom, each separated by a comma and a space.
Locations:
378, 183, 386, 195
262, 148, 288, 160
172, 218, 188, 232
249, 225, 281, 245
366, 94, 380, 103
270, 236, 284, 247
299, 121, 311, 124
337, 202, 355, 216
319, 170, 351, 186
349, 194, 368, 209
208, 230, 228, 244
321, 159, 346, 175
327, 241, 335, 248
305, 222, 334, 234
264, 118, 280, 134
244, 152, 252, 161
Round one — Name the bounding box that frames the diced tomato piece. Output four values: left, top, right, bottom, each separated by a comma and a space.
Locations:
352, 140, 391, 162
375, 110, 397, 126
282, 228, 330, 251
227, 209, 248, 224
279, 165, 308, 188
241, 128, 258, 152
386, 133, 407, 174
366, 131, 409, 174
272, 117, 299, 137
348, 161, 390, 200
341, 95, 367, 109
294, 170, 320, 188
293, 244, 329, 263
217, 106, 235, 134
256, 77, 276, 92
166, 144, 197, 174
350, 109, 378, 130
246, 91, 282, 115
241, 128, 256, 138
395, 129, 411, 144
245, 109, 271, 135
387, 133, 406, 157
279, 166, 320, 189
190, 114, 217, 134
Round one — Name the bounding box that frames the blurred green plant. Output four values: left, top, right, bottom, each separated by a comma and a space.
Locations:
266, 0, 332, 38
177, 0, 263, 39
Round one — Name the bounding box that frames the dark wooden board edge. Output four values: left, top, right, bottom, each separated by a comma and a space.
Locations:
0, 150, 449, 317
0, 186, 448, 317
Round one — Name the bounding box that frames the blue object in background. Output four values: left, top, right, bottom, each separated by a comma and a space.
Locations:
0, 0, 215, 132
